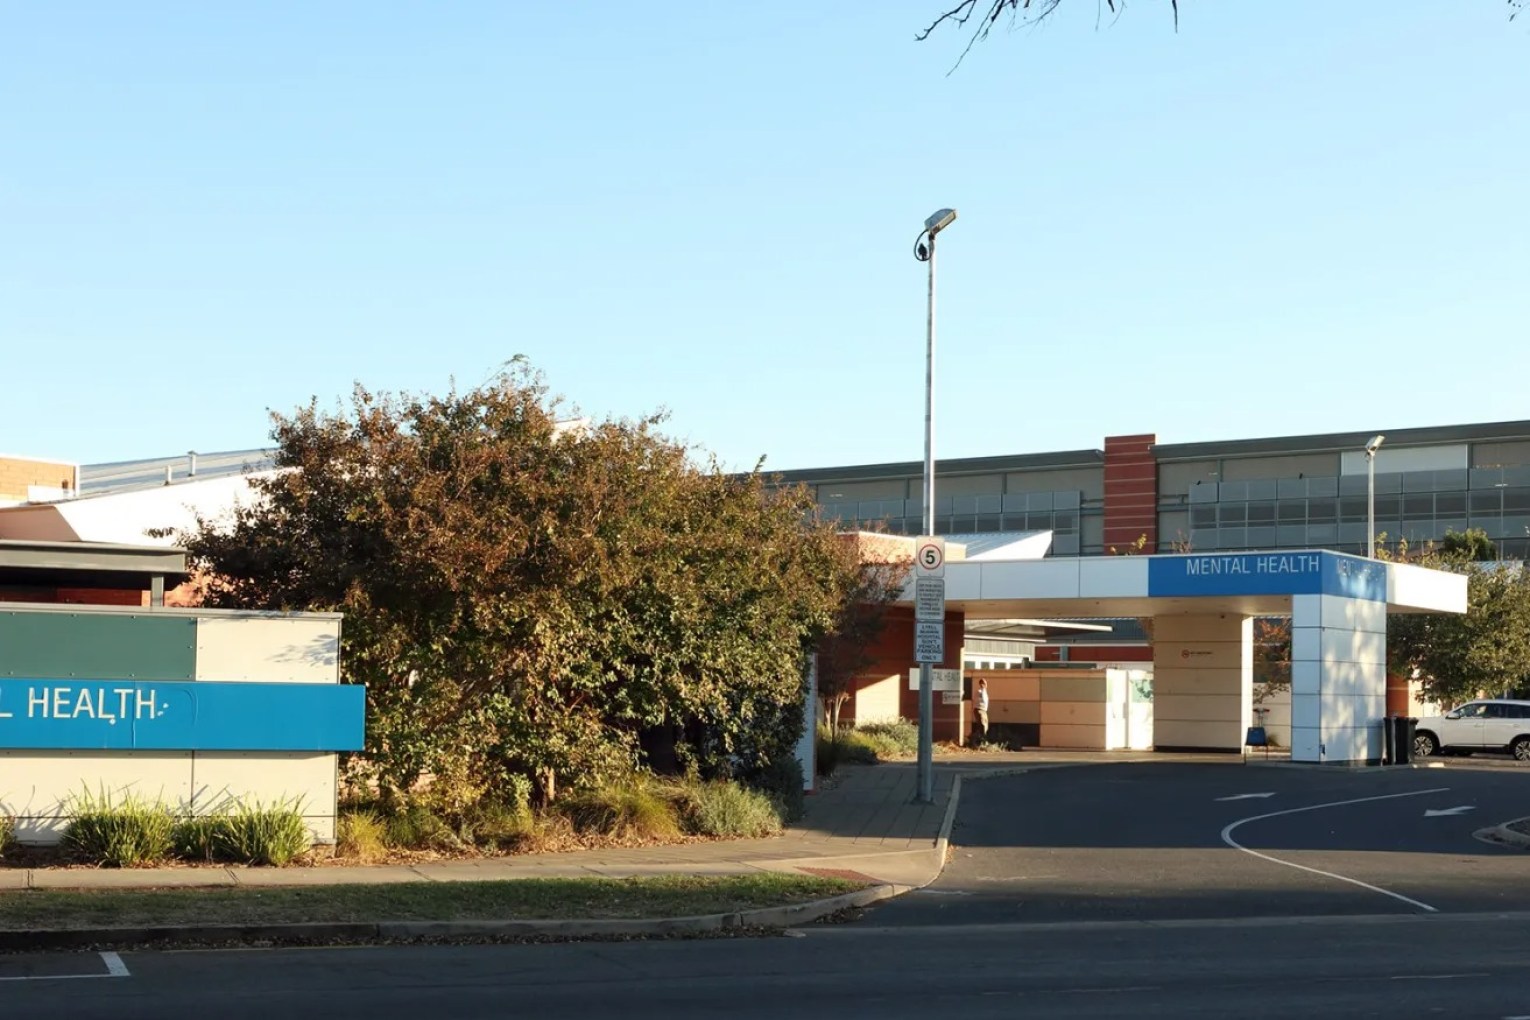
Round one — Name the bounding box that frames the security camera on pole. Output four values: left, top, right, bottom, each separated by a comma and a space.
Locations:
913, 207, 956, 805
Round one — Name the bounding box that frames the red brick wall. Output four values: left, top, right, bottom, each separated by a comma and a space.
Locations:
1034, 644, 1152, 664
0, 587, 147, 606
0, 456, 77, 503
1103, 434, 1158, 553
842, 606, 967, 743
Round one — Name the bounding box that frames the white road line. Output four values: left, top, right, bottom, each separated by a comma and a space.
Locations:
0, 951, 131, 983
1220, 787, 1450, 913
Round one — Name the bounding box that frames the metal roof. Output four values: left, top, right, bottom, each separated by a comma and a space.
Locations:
1154, 419, 1530, 462
80, 449, 275, 496
767, 448, 1105, 485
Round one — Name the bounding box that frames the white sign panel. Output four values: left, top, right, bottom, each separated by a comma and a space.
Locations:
914, 537, 946, 578
914, 577, 946, 622
942, 691, 962, 706
908, 668, 962, 692
914, 621, 944, 663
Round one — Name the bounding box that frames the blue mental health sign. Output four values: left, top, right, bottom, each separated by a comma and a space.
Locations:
0, 679, 365, 752
1147, 551, 1387, 602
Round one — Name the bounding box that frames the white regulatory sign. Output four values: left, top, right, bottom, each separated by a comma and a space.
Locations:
914, 577, 946, 622
914, 537, 946, 578
908, 667, 962, 692
913, 623, 945, 664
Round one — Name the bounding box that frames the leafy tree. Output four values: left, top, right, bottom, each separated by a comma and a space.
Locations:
180, 363, 870, 805
1383, 529, 1530, 706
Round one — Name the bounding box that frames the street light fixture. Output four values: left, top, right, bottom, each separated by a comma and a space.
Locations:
913, 208, 956, 805
1366, 435, 1385, 558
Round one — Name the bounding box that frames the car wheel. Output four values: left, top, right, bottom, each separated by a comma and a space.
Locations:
1414, 731, 1439, 758
1512, 736, 1530, 762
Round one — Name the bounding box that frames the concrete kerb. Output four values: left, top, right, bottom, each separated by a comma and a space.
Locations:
0, 883, 908, 953
1472, 816, 1530, 851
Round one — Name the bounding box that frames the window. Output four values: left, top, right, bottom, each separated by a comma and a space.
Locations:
1471, 490, 1503, 514
1456, 703, 1488, 718
1436, 492, 1466, 516
1404, 494, 1434, 520
1277, 500, 1306, 525
1307, 498, 1337, 524
1219, 504, 1247, 526
1247, 502, 1275, 525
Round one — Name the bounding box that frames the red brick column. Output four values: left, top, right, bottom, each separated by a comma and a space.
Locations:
1104, 434, 1159, 553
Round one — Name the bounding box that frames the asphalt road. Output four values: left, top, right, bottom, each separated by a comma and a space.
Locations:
7, 913, 1530, 1019
866, 759, 1530, 926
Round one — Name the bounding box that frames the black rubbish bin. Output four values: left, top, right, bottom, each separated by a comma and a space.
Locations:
1382, 715, 1397, 765
1392, 716, 1418, 765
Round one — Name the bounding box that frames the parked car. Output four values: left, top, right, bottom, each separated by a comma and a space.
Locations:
1413, 699, 1530, 761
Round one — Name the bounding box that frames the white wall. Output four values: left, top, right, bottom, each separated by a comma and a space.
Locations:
1290, 595, 1387, 764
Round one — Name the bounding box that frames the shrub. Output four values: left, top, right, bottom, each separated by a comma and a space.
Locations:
676, 780, 783, 838
62, 789, 176, 868
384, 801, 459, 851
819, 725, 878, 766
744, 753, 806, 822
0, 814, 15, 859
172, 815, 231, 862
216, 800, 312, 867
498, 773, 534, 813
815, 726, 844, 777
562, 778, 683, 841
337, 809, 387, 863
461, 798, 534, 852
858, 719, 918, 759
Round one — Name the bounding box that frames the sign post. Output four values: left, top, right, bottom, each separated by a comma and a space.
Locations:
914, 537, 945, 804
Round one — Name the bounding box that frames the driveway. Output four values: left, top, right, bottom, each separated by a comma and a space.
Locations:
864, 759, 1530, 926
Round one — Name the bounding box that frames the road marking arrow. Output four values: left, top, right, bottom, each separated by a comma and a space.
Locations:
1423, 805, 1475, 817
1216, 793, 1277, 801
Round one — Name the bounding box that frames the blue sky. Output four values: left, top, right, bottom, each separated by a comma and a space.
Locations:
4, 2, 1527, 471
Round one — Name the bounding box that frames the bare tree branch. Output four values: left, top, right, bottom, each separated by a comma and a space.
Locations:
917, 0, 1180, 63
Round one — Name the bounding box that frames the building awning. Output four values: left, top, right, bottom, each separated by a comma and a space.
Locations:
0, 539, 189, 592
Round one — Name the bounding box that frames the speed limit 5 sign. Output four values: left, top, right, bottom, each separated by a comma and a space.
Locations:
914, 537, 945, 578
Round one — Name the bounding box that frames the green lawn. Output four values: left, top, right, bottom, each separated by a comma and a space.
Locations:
0, 874, 861, 930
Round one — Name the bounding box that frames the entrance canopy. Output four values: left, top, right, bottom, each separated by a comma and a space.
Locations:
906, 550, 1467, 621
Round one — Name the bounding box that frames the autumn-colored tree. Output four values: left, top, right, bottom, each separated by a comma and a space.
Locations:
1251, 617, 1292, 703
180, 363, 872, 806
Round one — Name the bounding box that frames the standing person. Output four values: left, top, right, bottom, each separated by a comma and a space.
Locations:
971, 677, 990, 746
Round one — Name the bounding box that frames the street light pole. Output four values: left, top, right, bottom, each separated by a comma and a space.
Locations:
1366, 434, 1385, 558
913, 208, 956, 805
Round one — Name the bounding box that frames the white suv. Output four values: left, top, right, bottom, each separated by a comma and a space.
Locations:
1414, 699, 1530, 761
